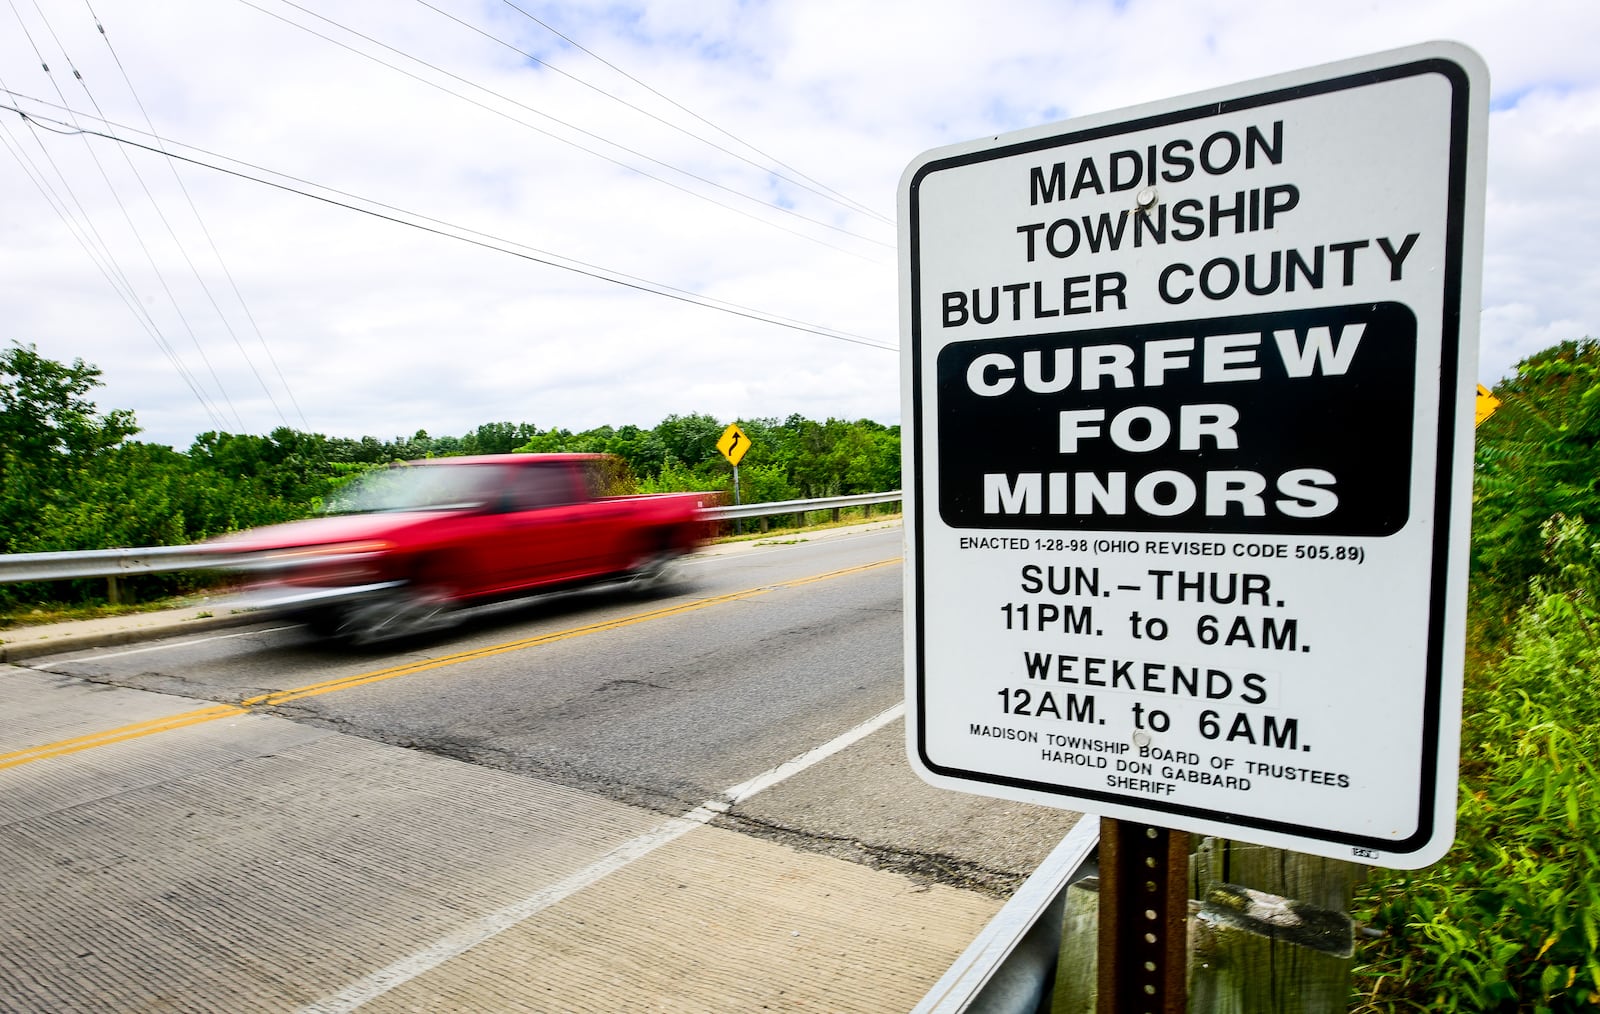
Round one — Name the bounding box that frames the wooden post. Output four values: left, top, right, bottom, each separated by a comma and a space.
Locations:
1053, 877, 1102, 1014
1187, 839, 1361, 1014
1051, 838, 1361, 1014
1190, 839, 1367, 912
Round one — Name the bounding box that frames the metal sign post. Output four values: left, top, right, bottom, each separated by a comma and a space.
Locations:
718, 423, 750, 533
1097, 819, 1189, 1013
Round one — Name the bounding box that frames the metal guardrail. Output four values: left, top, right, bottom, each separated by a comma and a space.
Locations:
701, 490, 901, 522
0, 492, 904, 586
0, 545, 263, 583
913, 819, 1099, 1014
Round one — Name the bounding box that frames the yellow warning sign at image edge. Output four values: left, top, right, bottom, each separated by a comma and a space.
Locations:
1475, 384, 1500, 425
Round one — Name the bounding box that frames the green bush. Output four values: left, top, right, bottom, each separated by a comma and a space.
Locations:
1471, 339, 1600, 648
636, 456, 725, 494
1354, 516, 1600, 1012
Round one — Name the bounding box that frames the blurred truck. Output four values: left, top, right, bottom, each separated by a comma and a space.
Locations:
209, 453, 712, 643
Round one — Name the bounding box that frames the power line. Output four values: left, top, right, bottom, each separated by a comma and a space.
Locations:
83, 0, 308, 430
18, 106, 249, 430
4, 1, 234, 428
499, 0, 893, 228
19, 0, 244, 430
37, 0, 294, 432
7, 101, 898, 353
0, 120, 228, 431
414, 0, 891, 228
239, 0, 890, 258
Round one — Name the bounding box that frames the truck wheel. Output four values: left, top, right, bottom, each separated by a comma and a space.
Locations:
303, 608, 346, 638
340, 585, 455, 645
627, 551, 683, 594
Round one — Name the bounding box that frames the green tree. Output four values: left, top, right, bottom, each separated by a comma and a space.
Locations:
1351, 337, 1600, 1011
636, 456, 724, 494
730, 460, 800, 504
0, 343, 138, 554
778, 416, 898, 497
1472, 338, 1600, 641
187, 427, 338, 506
514, 426, 577, 454
603, 424, 668, 479
654, 413, 724, 472
462, 421, 539, 455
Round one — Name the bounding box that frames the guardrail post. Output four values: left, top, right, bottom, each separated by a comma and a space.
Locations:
107, 575, 120, 606
1187, 840, 1359, 1013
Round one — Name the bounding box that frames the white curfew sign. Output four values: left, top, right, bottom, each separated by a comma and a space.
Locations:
899, 44, 1487, 868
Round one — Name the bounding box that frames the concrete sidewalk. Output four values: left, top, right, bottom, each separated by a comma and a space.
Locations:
0, 665, 1000, 1013
0, 600, 257, 663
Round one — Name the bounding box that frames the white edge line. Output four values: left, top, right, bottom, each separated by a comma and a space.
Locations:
30, 626, 300, 668
300, 701, 908, 1014
725, 702, 904, 804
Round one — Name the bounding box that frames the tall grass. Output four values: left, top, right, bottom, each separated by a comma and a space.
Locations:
1353, 517, 1600, 1012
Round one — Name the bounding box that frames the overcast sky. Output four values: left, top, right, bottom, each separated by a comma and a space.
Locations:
3, 1, 1596, 449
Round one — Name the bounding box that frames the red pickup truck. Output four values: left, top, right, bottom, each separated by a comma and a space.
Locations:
210, 453, 712, 643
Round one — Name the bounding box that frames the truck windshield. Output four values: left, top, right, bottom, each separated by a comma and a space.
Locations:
326, 464, 501, 514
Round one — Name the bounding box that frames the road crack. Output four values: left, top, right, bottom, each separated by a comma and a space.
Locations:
715, 811, 1027, 897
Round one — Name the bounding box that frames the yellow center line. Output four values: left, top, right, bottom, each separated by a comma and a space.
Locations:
0, 705, 247, 770
3, 558, 900, 771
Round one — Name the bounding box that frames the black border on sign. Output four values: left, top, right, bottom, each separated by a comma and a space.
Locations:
906, 57, 1472, 856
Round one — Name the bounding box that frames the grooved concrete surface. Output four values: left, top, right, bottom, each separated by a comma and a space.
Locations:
0, 667, 1000, 1012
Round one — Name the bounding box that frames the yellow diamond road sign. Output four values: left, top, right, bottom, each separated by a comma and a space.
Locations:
717, 423, 750, 466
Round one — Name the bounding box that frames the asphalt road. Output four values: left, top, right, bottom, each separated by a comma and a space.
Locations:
1, 522, 1082, 1012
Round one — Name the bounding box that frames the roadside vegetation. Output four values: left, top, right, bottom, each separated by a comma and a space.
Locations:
0, 341, 898, 614
1352, 339, 1600, 1013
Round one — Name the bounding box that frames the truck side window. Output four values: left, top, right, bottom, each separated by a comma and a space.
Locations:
580, 461, 604, 499
507, 465, 576, 511
581, 457, 629, 497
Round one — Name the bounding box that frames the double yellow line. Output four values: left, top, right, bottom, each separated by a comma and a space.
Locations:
1, 559, 898, 772
0, 704, 248, 769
